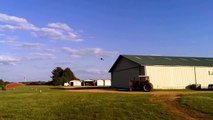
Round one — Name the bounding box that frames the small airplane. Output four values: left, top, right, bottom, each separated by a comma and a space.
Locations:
100, 58, 104, 61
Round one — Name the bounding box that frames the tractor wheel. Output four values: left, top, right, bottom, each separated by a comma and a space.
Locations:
143, 83, 153, 92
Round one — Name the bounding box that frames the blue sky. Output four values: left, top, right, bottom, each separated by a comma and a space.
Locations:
1, 0, 213, 82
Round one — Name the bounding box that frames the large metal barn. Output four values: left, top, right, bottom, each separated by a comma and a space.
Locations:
109, 55, 213, 89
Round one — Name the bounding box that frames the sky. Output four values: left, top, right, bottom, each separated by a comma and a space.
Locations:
1, 0, 213, 82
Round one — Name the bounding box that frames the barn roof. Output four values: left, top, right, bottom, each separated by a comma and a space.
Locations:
109, 55, 213, 72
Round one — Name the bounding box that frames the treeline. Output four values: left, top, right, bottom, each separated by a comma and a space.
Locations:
1, 67, 78, 87
0, 79, 50, 87
21, 66, 78, 86
21, 81, 51, 85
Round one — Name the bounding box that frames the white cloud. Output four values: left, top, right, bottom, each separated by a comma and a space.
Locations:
0, 12, 81, 41
0, 13, 37, 31
0, 35, 43, 49
0, 24, 18, 31
0, 55, 20, 65
74, 67, 110, 79
25, 53, 56, 60
47, 22, 72, 31
0, 36, 16, 44
63, 47, 119, 57
15, 43, 43, 48
80, 68, 107, 74
32, 22, 81, 41
44, 48, 56, 53
54, 61, 74, 65
0, 13, 29, 24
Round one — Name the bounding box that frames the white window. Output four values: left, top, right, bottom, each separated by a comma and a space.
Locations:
209, 70, 213, 75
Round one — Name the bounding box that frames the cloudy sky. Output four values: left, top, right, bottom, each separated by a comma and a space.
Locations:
1, 0, 213, 82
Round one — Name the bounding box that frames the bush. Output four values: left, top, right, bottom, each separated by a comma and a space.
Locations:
1, 86, 6, 90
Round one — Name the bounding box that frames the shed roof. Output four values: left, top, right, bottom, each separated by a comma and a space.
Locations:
109, 55, 213, 72
69, 80, 81, 82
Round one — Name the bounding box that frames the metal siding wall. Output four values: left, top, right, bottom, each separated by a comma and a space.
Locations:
146, 66, 195, 89
172, 67, 195, 88
195, 67, 213, 88
112, 68, 139, 88
74, 81, 82, 86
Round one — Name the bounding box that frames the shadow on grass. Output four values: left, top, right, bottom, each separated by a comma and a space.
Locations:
50, 86, 213, 93
51, 86, 131, 92
194, 89, 213, 91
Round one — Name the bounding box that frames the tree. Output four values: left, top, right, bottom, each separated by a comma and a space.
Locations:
51, 67, 78, 86
51, 67, 64, 85
0, 79, 8, 90
63, 67, 78, 82
0, 79, 4, 88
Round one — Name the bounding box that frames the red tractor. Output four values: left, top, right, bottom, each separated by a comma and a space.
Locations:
129, 75, 153, 92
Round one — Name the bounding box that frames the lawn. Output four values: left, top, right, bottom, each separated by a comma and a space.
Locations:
0, 86, 177, 120
179, 93, 213, 115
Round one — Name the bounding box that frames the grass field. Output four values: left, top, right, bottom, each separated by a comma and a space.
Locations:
0, 86, 212, 120
0, 86, 178, 120
180, 93, 213, 115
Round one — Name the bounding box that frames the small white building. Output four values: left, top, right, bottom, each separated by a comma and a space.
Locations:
64, 80, 81, 86
96, 79, 111, 86
69, 80, 81, 86
97, 79, 104, 86
104, 79, 111, 86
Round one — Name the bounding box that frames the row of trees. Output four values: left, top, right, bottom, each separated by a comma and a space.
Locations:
51, 67, 78, 86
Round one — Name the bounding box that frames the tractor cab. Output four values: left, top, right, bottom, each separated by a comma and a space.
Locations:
129, 75, 153, 92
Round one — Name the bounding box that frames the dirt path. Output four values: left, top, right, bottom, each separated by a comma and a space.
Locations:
67, 88, 213, 120
149, 92, 212, 120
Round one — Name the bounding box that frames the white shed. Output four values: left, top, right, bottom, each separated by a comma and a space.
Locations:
69, 80, 81, 86
109, 55, 213, 89
97, 79, 104, 86
104, 79, 111, 86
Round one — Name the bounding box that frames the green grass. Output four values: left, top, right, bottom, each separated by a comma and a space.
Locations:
180, 93, 213, 115
0, 86, 177, 120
